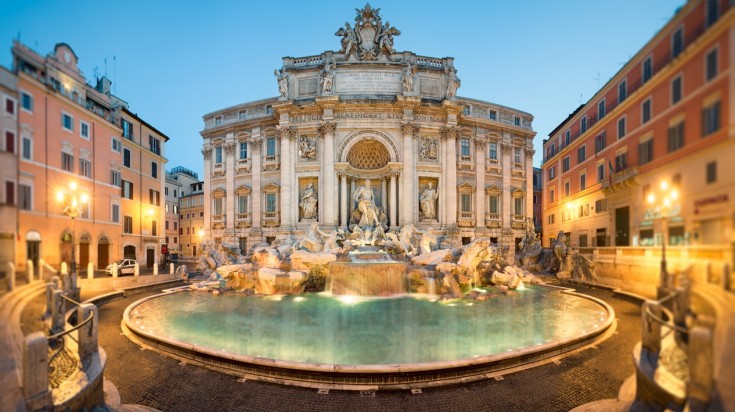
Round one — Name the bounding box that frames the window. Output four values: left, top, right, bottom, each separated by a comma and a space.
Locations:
706, 48, 718, 81
112, 204, 120, 223
149, 135, 161, 155
62, 113, 73, 131
122, 180, 133, 199
237, 195, 248, 214
564, 181, 570, 197
514, 116, 521, 126
671, 76, 682, 104
121, 119, 133, 140
165, 203, 169, 213
239, 110, 247, 120
5, 97, 15, 115
642, 56, 653, 84
62, 152, 74, 172
111, 137, 121, 152
580, 173, 586, 191
460, 138, 470, 159
123, 148, 131, 167
580, 116, 587, 133
672, 27, 684, 58
173, 190, 177, 198
151, 161, 158, 178
562, 156, 570, 172
702, 100, 720, 136
618, 80, 627, 103
266, 137, 276, 157
123, 215, 133, 233
597, 164, 605, 182
111, 170, 121, 187
489, 195, 499, 214
239, 142, 248, 160
514, 197, 523, 215
266, 105, 273, 115
19, 184, 31, 210
152, 221, 157, 237
80, 121, 89, 139
4, 181, 14, 205
488, 110, 497, 120
149, 189, 160, 206
79, 159, 91, 177
213, 197, 224, 215
549, 188, 555, 203
463, 106, 470, 115
641, 98, 652, 124
22, 135, 31, 160
215, 146, 223, 164
595, 199, 607, 213
706, 0, 719, 27
548, 214, 555, 224
668, 121, 685, 152
577, 145, 586, 163
5, 131, 15, 154
21, 92, 33, 112
564, 130, 571, 146
639, 139, 654, 165
460, 193, 472, 212
214, 116, 222, 126
598, 99, 606, 119
595, 132, 606, 153
548, 165, 556, 180
514, 147, 522, 164
265, 193, 277, 212
173, 205, 178, 214
488, 142, 497, 160
706, 161, 717, 184
615, 152, 627, 172
617, 117, 626, 139
174, 221, 178, 230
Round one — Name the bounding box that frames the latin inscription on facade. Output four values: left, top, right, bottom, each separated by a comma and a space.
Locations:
335, 72, 402, 93
291, 114, 323, 123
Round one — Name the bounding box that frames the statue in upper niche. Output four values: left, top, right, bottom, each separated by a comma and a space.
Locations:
446, 66, 461, 98
335, 4, 401, 61
274, 69, 288, 98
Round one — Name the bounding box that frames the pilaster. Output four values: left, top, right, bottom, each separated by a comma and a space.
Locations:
224, 134, 236, 242
319, 121, 337, 227
475, 138, 486, 228
400, 122, 418, 225
442, 126, 459, 225
201, 144, 212, 237
250, 130, 262, 229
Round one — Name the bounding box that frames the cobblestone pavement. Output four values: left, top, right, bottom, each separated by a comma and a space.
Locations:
98, 285, 641, 412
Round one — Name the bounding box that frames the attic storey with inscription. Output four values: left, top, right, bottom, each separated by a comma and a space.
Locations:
200, 4, 536, 256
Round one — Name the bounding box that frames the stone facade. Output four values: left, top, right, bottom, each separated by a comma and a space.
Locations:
200, 5, 535, 257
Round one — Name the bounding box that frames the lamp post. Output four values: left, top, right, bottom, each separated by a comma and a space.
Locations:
56, 181, 89, 287
647, 181, 678, 292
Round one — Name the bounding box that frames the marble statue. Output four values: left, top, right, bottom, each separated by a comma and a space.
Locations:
274, 69, 288, 98
401, 62, 416, 93
446, 66, 461, 98
319, 228, 345, 253
378, 21, 400, 55
320, 62, 335, 94
386, 224, 417, 256
515, 217, 544, 270
549, 231, 569, 274
419, 182, 439, 220
336, 22, 357, 57
299, 183, 318, 220
419, 227, 437, 255
353, 179, 381, 229
299, 223, 324, 253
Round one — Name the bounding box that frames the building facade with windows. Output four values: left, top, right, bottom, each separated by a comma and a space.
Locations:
119, 108, 168, 268
10, 40, 169, 271
179, 181, 204, 258
200, 6, 535, 256
164, 166, 200, 259
532, 167, 543, 238
542, 0, 734, 248
1, 66, 18, 273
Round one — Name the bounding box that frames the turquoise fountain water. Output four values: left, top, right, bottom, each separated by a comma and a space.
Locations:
126, 285, 608, 366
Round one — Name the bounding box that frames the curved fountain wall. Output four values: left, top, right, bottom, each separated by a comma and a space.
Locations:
122, 285, 615, 389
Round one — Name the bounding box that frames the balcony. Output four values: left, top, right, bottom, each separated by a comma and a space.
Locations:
263, 211, 280, 227
212, 162, 225, 178
211, 214, 226, 229
458, 211, 474, 227
602, 166, 639, 193
262, 154, 280, 171
485, 213, 501, 228
235, 213, 252, 228
236, 158, 251, 174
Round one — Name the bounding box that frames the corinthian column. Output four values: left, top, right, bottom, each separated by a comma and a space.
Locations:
250, 135, 262, 229
339, 172, 347, 228
320, 122, 337, 227
475, 138, 486, 228
525, 147, 535, 222
277, 126, 294, 228
442, 127, 458, 225
400, 122, 417, 225
201, 145, 212, 237
389, 171, 398, 229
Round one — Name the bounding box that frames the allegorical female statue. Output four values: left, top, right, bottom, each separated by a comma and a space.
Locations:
299, 183, 318, 220
419, 182, 439, 220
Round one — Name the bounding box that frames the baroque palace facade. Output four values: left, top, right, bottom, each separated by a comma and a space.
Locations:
201, 5, 535, 256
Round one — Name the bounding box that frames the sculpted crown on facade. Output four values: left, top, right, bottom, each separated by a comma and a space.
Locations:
335, 4, 400, 61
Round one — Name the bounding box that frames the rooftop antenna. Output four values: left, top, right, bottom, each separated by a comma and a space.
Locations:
578, 93, 584, 105
104, 58, 107, 77
594, 72, 600, 90
113, 56, 116, 95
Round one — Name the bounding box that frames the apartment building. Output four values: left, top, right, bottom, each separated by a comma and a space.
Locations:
165, 166, 199, 260
542, 0, 733, 248
0, 66, 18, 272
179, 181, 204, 258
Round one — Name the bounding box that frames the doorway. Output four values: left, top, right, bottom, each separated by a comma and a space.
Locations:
97, 237, 109, 268
615, 206, 630, 246
146, 248, 155, 269
192, 245, 197, 257
79, 235, 90, 268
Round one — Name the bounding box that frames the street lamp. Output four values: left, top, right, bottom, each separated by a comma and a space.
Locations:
646, 180, 678, 290
56, 181, 89, 285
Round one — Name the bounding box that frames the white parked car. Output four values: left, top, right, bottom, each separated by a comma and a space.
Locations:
106, 259, 136, 276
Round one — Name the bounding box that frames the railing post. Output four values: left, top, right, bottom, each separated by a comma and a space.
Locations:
87, 262, 94, 280
688, 315, 715, 411
722, 263, 731, 292
23, 332, 51, 410
44, 281, 57, 319
641, 300, 662, 353
170, 263, 174, 275
77, 303, 99, 370
51, 290, 65, 333
27, 259, 34, 283
673, 278, 690, 338
7, 262, 15, 291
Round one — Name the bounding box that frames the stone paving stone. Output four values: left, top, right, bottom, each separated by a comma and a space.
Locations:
97, 285, 641, 412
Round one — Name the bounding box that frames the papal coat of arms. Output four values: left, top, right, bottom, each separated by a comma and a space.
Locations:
335, 3, 400, 60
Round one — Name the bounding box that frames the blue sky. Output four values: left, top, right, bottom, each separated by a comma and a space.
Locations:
0, 0, 683, 177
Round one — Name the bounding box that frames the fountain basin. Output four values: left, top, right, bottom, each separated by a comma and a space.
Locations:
123, 284, 614, 389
